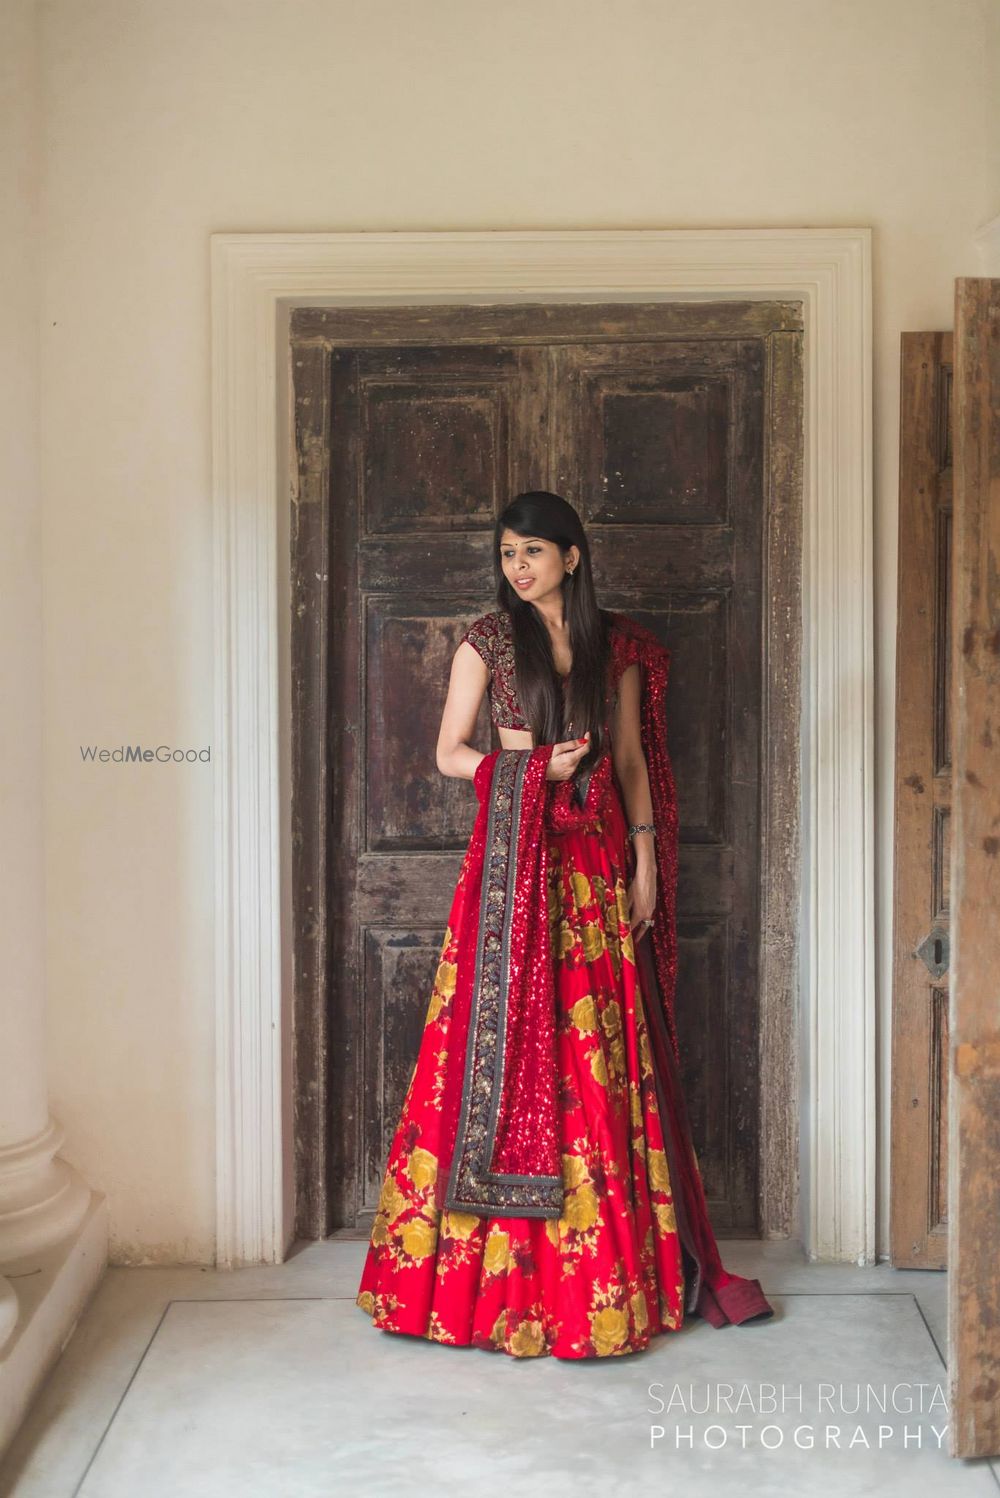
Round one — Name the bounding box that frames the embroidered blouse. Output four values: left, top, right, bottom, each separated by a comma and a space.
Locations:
459, 608, 640, 735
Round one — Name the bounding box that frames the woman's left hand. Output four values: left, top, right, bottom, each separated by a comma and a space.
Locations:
627, 864, 657, 943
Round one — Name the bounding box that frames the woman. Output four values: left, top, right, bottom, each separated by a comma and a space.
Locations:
356, 491, 773, 1358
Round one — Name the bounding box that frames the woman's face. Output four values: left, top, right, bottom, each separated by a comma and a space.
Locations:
499, 529, 579, 605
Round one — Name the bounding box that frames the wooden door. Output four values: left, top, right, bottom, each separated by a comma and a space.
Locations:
948, 277, 1000, 1459
289, 302, 803, 1243
889, 332, 953, 1269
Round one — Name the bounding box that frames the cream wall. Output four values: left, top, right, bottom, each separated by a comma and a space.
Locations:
3, 0, 48, 1158
36, 0, 998, 1263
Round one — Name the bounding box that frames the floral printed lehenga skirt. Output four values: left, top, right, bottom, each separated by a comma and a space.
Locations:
355, 764, 691, 1359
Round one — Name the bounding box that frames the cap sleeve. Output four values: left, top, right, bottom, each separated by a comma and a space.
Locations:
459, 613, 496, 673
610, 622, 641, 689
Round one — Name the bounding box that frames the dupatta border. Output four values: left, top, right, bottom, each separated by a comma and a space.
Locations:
443, 748, 564, 1218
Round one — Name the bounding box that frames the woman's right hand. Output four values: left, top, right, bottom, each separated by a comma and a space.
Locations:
545, 732, 591, 781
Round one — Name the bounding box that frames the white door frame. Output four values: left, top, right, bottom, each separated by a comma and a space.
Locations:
210, 228, 874, 1268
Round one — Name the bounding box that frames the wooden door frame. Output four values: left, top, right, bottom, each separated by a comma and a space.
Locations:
210, 228, 874, 1269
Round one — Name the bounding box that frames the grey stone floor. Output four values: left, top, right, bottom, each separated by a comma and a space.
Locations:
0, 1238, 997, 1497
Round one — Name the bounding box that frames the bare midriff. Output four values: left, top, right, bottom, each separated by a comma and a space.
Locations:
497, 726, 535, 750
495, 673, 577, 751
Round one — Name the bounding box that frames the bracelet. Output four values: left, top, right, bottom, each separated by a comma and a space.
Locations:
628, 823, 656, 840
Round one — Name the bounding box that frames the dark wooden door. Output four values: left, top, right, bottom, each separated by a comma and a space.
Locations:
290, 303, 795, 1240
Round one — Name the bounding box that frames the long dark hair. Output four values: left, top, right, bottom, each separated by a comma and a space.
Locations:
492, 492, 611, 774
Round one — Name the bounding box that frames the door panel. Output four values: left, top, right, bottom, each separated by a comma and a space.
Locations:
326, 344, 548, 1225
552, 339, 765, 1229
889, 331, 952, 1270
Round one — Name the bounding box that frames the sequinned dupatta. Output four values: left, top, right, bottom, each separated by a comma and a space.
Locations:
436, 740, 565, 1217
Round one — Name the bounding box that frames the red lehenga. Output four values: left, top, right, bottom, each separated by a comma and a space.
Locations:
356, 608, 772, 1358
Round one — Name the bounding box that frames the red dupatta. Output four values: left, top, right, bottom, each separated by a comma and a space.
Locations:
433, 612, 772, 1325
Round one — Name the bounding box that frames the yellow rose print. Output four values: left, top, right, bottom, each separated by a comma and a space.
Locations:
590, 1047, 608, 1088
376, 1173, 408, 1223
405, 1145, 438, 1191
399, 1215, 438, 1261
435, 958, 457, 998
653, 1198, 677, 1235
557, 920, 578, 960
600, 1001, 626, 1078
563, 1183, 600, 1232
590, 1305, 629, 1356
561, 1152, 589, 1189
600, 998, 622, 1033
569, 994, 598, 1032
646, 1147, 671, 1193
441, 1210, 479, 1241
482, 1228, 511, 1277
508, 1318, 546, 1357
630, 1288, 649, 1335
580, 920, 606, 963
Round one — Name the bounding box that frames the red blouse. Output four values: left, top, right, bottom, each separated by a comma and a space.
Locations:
459, 608, 640, 735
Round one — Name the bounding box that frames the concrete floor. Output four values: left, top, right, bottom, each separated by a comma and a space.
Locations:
0, 1238, 997, 1497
